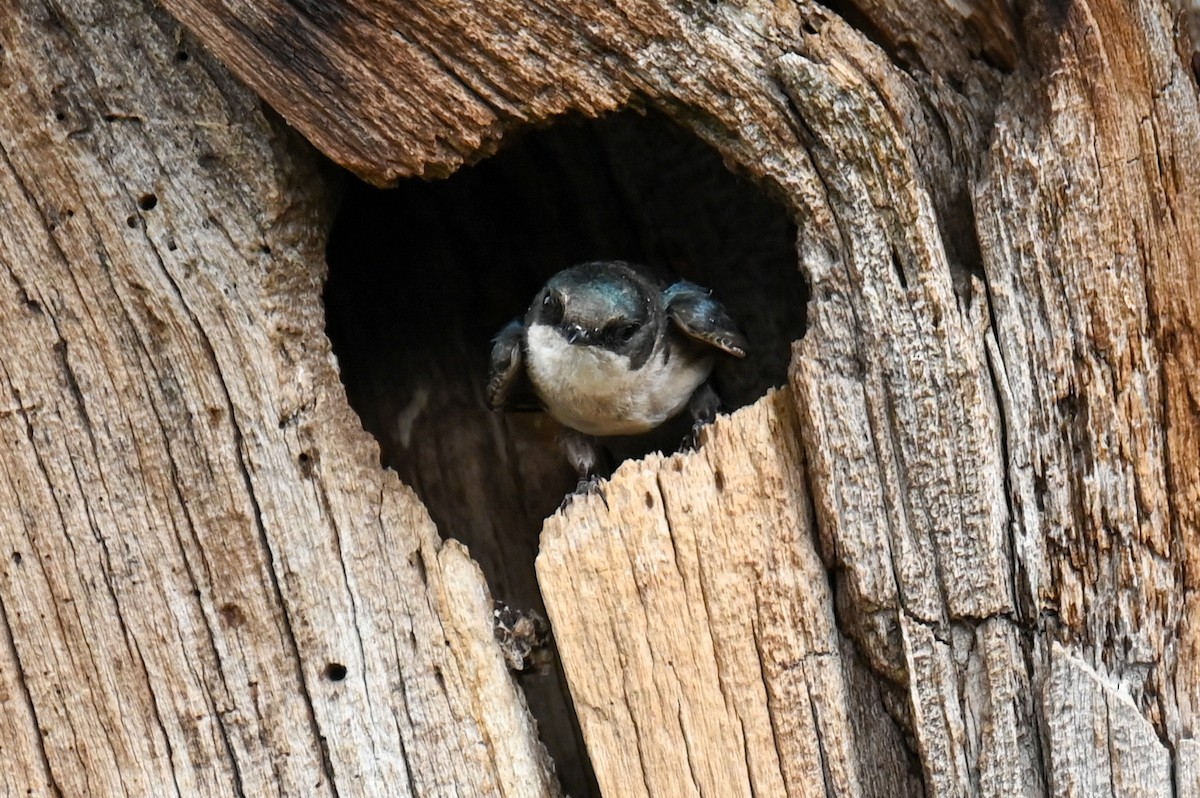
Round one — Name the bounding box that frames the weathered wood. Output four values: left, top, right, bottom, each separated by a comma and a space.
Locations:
0, 1, 554, 795
539, 390, 919, 798
4, 0, 1199, 793
974, 0, 1200, 740
1179, 739, 1200, 798
321, 111, 807, 797
1044, 646, 1172, 798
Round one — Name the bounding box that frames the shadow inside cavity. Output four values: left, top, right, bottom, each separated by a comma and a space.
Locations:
324, 109, 807, 798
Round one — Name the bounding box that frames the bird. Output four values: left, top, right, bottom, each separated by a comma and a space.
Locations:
486, 261, 747, 491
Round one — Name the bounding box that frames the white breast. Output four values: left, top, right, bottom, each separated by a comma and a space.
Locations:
525, 324, 712, 436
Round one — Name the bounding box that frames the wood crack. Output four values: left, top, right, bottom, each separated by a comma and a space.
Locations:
153, 251, 343, 796
0, 563, 65, 797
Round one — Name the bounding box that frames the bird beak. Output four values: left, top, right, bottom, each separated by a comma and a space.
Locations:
565, 324, 586, 344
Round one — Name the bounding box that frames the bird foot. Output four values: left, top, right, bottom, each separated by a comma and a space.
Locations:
559, 474, 608, 512
680, 418, 711, 452
682, 381, 720, 452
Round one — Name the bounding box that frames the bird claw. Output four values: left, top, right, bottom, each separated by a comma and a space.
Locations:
559, 475, 609, 511
680, 418, 711, 452
681, 381, 719, 452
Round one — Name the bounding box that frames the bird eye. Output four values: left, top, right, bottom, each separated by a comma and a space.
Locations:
541, 292, 564, 324
610, 322, 638, 344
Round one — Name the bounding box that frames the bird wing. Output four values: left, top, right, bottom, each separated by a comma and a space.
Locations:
663, 281, 748, 357
486, 319, 534, 410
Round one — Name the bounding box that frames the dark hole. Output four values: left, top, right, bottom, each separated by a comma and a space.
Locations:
410, 548, 428, 586
714, 469, 725, 492
816, 0, 903, 64
126, 215, 137, 228
323, 662, 348, 682
891, 249, 908, 290
54, 111, 65, 122
324, 109, 807, 798
166, 240, 177, 252
174, 50, 189, 63
138, 193, 158, 211
218, 603, 245, 627
11, 552, 21, 565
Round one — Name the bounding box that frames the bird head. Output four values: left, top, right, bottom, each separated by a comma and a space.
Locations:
527, 262, 658, 358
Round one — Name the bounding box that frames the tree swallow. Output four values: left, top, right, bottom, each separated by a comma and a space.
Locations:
486, 261, 747, 485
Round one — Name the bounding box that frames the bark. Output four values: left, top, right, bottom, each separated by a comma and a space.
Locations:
2, 0, 1199, 796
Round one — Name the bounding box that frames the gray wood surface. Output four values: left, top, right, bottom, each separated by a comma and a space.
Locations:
0, 1, 555, 794
2, 0, 1198, 794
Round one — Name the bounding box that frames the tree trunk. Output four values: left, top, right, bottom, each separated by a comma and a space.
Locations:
3, 0, 1199, 797
0, 2, 555, 795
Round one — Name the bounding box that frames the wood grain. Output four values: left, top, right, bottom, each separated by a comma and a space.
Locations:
974, 0, 1200, 743
1, 0, 1197, 792
539, 389, 919, 798
0, 0, 554, 794
1044, 646, 1172, 797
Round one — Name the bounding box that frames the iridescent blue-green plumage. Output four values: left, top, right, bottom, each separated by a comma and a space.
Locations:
544, 263, 648, 326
